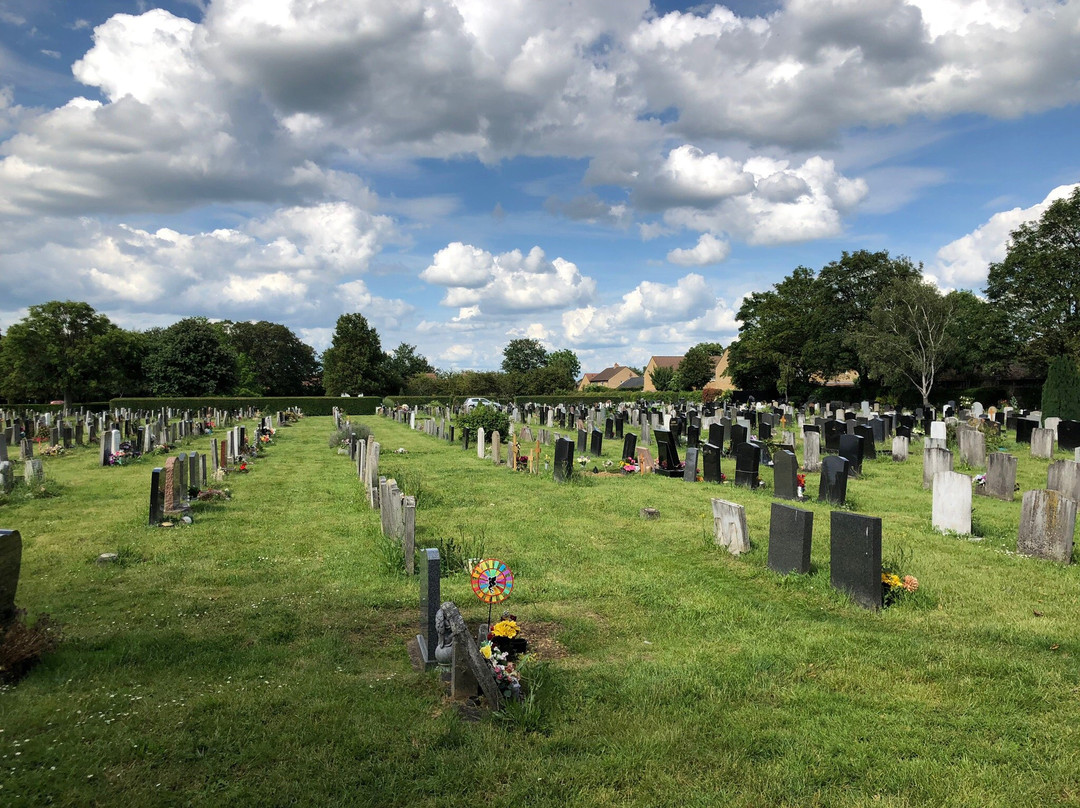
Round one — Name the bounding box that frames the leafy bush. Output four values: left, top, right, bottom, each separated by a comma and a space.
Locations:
456, 405, 510, 442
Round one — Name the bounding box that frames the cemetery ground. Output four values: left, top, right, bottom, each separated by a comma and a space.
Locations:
2, 415, 1079, 807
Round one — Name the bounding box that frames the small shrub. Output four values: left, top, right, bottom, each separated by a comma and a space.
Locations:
328, 424, 372, 449
0, 609, 61, 684
456, 405, 509, 443
429, 527, 486, 577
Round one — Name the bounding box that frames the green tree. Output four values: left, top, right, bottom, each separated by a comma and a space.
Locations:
0, 300, 129, 405
942, 290, 1017, 381
649, 365, 675, 392
143, 317, 239, 396
501, 338, 549, 374
678, 344, 718, 390
986, 186, 1080, 372
855, 278, 955, 408
384, 343, 435, 394
546, 349, 581, 382
322, 313, 387, 396
219, 320, 321, 396
1041, 355, 1080, 421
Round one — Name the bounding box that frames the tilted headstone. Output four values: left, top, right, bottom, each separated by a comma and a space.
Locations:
830, 511, 883, 610
1047, 460, 1080, 502
818, 455, 849, 506
1017, 490, 1076, 564
923, 447, 953, 490
932, 470, 972, 534
767, 503, 813, 575
440, 601, 503, 710
712, 498, 750, 556
416, 549, 441, 668
1031, 428, 1054, 460
0, 529, 22, 629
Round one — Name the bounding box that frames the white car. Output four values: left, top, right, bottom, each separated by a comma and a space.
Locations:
462, 397, 497, 411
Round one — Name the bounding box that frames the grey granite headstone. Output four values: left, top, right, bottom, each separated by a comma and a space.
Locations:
417, 548, 441, 668
1047, 460, 1080, 502
957, 428, 986, 468
978, 452, 1017, 502
772, 450, 798, 500
767, 503, 812, 575
712, 498, 750, 556
1017, 490, 1076, 564
24, 458, 44, 485
682, 447, 699, 482
830, 511, 883, 610
1031, 428, 1054, 460
923, 447, 953, 490
891, 435, 909, 462
932, 470, 972, 534
0, 529, 21, 628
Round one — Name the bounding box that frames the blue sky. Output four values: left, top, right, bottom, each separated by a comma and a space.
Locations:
1, 0, 1078, 373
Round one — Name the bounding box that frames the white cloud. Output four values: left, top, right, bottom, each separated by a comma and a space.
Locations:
422, 243, 596, 315
930, 183, 1080, 287
667, 233, 731, 266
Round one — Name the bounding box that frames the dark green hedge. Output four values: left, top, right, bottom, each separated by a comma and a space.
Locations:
2, 402, 111, 414
108, 396, 380, 416
513, 391, 704, 406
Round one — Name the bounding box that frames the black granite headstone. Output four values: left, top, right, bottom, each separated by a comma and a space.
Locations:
734, 442, 760, 488
1058, 420, 1080, 451
729, 423, 748, 455
838, 433, 863, 476
830, 511, 882, 610
1015, 419, 1035, 444
654, 430, 682, 476
621, 433, 638, 462
554, 437, 574, 482
615, 415, 624, 438
702, 443, 722, 483
854, 425, 876, 460
896, 425, 912, 439
605, 418, 614, 439
462, 428, 471, 451
577, 428, 587, 455
149, 467, 164, 525
818, 455, 849, 505
823, 420, 845, 453
767, 504, 812, 575
0, 529, 23, 628
708, 423, 724, 447
590, 429, 603, 457
772, 450, 799, 500
418, 548, 441, 668
686, 424, 700, 449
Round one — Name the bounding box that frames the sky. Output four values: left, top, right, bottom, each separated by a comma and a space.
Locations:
1, 0, 1079, 374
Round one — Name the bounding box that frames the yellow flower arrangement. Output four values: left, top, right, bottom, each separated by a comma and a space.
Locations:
882, 573, 901, 588
480, 643, 492, 659
491, 619, 519, 639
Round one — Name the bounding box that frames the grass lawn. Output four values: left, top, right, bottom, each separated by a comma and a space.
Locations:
1, 414, 1078, 807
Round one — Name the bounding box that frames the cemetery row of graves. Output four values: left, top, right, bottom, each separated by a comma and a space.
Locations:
0, 399, 1078, 805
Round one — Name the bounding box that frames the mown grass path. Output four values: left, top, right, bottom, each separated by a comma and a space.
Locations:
1, 415, 1078, 807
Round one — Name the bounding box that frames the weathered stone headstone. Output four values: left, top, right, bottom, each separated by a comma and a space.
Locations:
0, 529, 22, 629
1031, 428, 1054, 460
923, 447, 953, 490
440, 601, 503, 709
24, 458, 44, 485
1047, 460, 1080, 502
830, 511, 883, 610
803, 430, 822, 472
932, 470, 972, 534
712, 498, 750, 556
1017, 490, 1076, 564
930, 421, 947, 441
768, 503, 812, 575
476, 426, 486, 459
403, 497, 417, 575
416, 549, 441, 668
0, 461, 12, 494
891, 435, 909, 462
818, 455, 849, 506
977, 452, 1017, 502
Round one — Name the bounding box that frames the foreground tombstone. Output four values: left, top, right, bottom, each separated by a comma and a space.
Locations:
1017, 490, 1076, 563
416, 549, 441, 668
621, 433, 638, 462
0, 529, 22, 629
712, 499, 750, 556
440, 601, 503, 709
978, 452, 1017, 502
767, 503, 813, 575
932, 470, 972, 534
830, 511, 883, 610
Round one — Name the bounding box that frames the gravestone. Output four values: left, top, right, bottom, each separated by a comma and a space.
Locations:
1058, 420, 1080, 451
923, 447, 953, 490
1031, 428, 1054, 460
24, 459, 44, 485
767, 504, 813, 575
957, 428, 986, 468
1047, 460, 1080, 502
0, 529, 21, 629
869, 417, 887, 444
712, 498, 750, 556
803, 430, 822, 472
621, 433, 638, 462
891, 436, 909, 462
772, 450, 799, 500
605, 418, 614, 439
477, 427, 485, 459
929, 421, 946, 442
683, 447, 699, 482
818, 455, 849, 506
416, 549, 441, 668
854, 425, 876, 460
837, 434, 863, 477
1017, 490, 1076, 564
554, 438, 574, 483
686, 424, 700, 449
590, 429, 603, 457
0, 435, 6, 463
932, 470, 972, 534
0, 461, 12, 495
823, 420, 845, 453
149, 467, 164, 525
702, 443, 722, 483
440, 601, 503, 710
708, 422, 725, 449
654, 430, 681, 476
734, 442, 760, 488
1016, 418, 1036, 444
830, 511, 883, 610
163, 457, 181, 513
577, 429, 587, 455
491, 431, 501, 465
978, 452, 1017, 502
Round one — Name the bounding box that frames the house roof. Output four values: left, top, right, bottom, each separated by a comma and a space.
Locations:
590, 364, 628, 382
617, 376, 644, 390
648, 355, 683, 369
